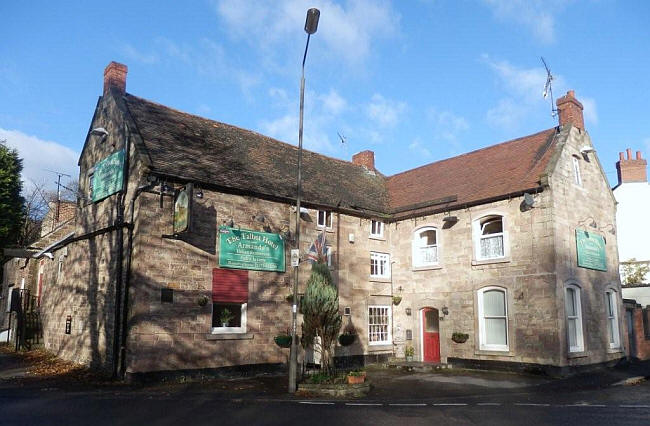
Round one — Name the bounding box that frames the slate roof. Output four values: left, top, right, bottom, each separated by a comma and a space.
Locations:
123, 94, 390, 215
386, 128, 559, 218
122, 92, 562, 220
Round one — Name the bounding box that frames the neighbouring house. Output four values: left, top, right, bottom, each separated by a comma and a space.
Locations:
612, 149, 650, 360
1, 62, 626, 379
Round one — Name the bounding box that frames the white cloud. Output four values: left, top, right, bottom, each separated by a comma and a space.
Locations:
408, 138, 431, 158
427, 109, 469, 142
366, 94, 407, 128
482, 0, 571, 44
260, 87, 348, 154
0, 128, 79, 194
212, 0, 400, 65
122, 44, 159, 64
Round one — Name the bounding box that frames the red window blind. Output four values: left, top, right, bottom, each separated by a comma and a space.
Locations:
212, 268, 248, 303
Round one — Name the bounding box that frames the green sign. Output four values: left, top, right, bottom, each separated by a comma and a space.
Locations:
92, 150, 125, 202
219, 226, 285, 272
576, 229, 607, 271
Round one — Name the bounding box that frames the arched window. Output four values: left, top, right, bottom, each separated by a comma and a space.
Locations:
477, 287, 508, 351
565, 284, 584, 352
605, 290, 620, 349
474, 215, 506, 260
412, 227, 439, 267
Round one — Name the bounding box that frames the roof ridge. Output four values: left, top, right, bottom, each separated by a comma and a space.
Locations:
387, 127, 557, 179
124, 93, 376, 172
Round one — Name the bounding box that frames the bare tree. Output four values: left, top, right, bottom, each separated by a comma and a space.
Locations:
18, 180, 50, 246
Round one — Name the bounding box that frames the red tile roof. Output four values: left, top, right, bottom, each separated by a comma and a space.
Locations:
387, 128, 559, 218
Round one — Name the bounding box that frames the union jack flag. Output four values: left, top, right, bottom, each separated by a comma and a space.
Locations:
306, 231, 326, 264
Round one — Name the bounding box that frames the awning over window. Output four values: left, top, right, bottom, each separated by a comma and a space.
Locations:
212, 268, 248, 303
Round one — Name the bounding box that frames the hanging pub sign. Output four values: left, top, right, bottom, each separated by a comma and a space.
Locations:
576, 228, 607, 271
173, 183, 193, 234
219, 226, 285, 272
92, 149, 125, 202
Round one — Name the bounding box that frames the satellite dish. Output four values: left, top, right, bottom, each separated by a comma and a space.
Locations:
524, 193, 535, 208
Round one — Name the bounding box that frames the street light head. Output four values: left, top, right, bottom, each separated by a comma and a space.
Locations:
304, 8, 320, 34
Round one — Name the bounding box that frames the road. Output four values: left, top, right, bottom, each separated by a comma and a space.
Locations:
0, 378, 648, 425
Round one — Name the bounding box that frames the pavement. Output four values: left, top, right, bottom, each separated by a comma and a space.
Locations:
1, 347, 649, 402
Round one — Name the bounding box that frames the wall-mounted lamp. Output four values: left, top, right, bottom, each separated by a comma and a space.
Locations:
579, 146, 596, 155
195, 187, 203, 198
405, 308, 412, 316
442, 215, 458, 227
254, 213, 266, 223
442, 306, 449, 316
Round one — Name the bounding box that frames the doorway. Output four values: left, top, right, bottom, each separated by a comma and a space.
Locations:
421, 307, 441, 363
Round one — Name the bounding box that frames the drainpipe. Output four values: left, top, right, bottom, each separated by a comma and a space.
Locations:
390, 260, 396, 359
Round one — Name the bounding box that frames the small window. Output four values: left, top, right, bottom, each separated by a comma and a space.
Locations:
370, 252, 390, 279
87, 168, 95, 199
57, 255, 64, 281
572, 156, 582, 186
412, 227, 439, 267
212, 303, 247, 334
605, 290, 620, 348
475, 216, 505, 260
317, 210, 332, 229
477, 287, 508, 351
368, 305, 391, 345
370, 220, 384, 238
565, 285, 584, 352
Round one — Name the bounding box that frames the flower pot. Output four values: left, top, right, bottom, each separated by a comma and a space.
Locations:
221, 322, 229, 327
274, 335, 292, 348
452, 333, 469, 344
347, 375, 365, 384
405, 355, 414, 362
338, 334, 356, 346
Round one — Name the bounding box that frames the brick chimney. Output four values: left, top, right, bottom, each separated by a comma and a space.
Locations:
556, 90, 584, 131
103, 62, 128, 96
352, 150, 375, 170
616, 148, 647, 185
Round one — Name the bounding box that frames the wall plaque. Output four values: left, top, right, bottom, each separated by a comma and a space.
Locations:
92, 149, 125, 202
219, 226, 285, 272
576, 228, 607, 271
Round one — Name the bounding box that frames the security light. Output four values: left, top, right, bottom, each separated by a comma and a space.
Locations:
90, 127, 109, 137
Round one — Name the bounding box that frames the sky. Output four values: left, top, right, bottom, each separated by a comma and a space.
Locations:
1, 0, 649, 195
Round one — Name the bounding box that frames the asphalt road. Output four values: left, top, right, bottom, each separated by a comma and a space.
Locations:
0, 379, 648, 426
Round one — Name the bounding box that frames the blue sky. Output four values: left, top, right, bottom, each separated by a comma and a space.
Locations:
1, 0, 649, 194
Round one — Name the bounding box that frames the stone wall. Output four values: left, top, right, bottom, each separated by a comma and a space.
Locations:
549, 125, 625, 366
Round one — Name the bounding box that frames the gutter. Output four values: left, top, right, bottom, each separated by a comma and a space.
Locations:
32, 232, 76, 259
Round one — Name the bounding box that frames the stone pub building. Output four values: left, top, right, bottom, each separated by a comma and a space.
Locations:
1, 63, 626, 379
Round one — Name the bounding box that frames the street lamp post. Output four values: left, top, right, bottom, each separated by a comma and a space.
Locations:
289, 7, 320, 394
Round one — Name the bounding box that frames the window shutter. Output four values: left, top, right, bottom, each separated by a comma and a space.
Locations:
212, 268, 248, 303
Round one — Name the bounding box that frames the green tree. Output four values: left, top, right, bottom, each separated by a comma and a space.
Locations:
621, 259, 649, 285
0, 140, 25, 248
301, 261, 342, 374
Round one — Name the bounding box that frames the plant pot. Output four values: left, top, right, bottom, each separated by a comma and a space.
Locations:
347, 375, 365, 384
392, 296, 402, 306
221, 322, 229, 327
338, 334, 356, 346
405, 355, 414, 362
274, 335, 292, 348
452, 333, 469, 344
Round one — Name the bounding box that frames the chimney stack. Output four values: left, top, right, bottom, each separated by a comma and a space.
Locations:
616, 148, 647, 185
103, 62, 128, 96
352, 150, 375, 170
556, 90, 584, 131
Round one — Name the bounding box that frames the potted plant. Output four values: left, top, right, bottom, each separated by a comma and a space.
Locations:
405, 346, 415, 362
197, 295, 209, 307
392, 296, 402, 306
338, 323, 357, 346
347, 370, 366, 384
452, 332, 469, 343
220, 308, 235, 327
285, 293, 294, 304
274, 334, 292, 348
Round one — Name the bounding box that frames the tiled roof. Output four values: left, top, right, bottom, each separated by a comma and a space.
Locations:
386, 128, 559, 218
123, 94, 390, 214
122, 93, 561, 219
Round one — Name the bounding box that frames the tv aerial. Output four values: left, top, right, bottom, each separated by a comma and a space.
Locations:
541, 57, 558, 118
337, 131, 346, 144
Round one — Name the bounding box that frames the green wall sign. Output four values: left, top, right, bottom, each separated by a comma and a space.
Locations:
219, 226, 285, 272
92, 150, 125, 202
576, 229, 607, 271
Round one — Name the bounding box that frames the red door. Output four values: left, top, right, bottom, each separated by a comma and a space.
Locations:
422, 308, 440, 363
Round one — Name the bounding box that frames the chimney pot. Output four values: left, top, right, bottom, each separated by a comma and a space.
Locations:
103, 61, 128, 96
616, 148, 648, 185
556, 89, 584, 131
352, 150, 375, 170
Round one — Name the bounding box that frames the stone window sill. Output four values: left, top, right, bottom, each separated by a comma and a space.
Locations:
475, 349, 514, 357
369, 277, 391, 283
205, 333, 254, 341
567, 351, 588, 359
471, 257, 511, 266
368, 344, 393, 352
369, 236, 386, 241
412, 265, 443, 272
607, 347, 623, 354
